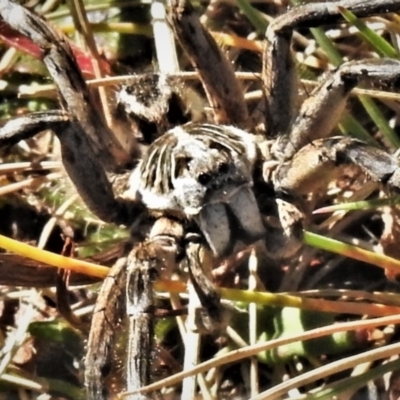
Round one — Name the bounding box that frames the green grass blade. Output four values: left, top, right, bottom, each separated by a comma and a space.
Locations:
304, 231, 400, 274
339, 7, 399, 58
314, 196, 400, 214
339, 114, 378, 144
235, 0, 268, 33
358, 94, 400, 148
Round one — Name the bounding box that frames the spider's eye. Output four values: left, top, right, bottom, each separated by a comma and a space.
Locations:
167, 92, 190, 125
218, 163, 229, 174
209, 141, 226, 152
198, 173, 212, 185
175, 157, 192, 178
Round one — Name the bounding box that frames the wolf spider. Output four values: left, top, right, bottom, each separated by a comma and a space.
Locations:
2, 0, 400, 398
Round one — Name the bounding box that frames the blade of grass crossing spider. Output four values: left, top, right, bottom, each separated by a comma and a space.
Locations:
0, 234, 109, 278
310, 28, 343, 67
219, 287, 400, 316
158, 281, 400, 316
303, 231, 400, 274
0, 233, 397, 317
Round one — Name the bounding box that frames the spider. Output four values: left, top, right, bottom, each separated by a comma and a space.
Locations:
2, 0, 400, 399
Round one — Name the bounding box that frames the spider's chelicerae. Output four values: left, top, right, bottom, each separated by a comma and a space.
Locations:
2, 0, 400, 398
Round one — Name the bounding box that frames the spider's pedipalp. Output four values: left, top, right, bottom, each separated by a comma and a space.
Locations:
185, 240, 233, 334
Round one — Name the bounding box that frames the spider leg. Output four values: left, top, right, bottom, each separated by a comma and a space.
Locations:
0, 1, 145, 225
270, 59, 400, 194
0, 111, 142, 224
0, 0, 130, 170
275, 137, 400, 195
0, 111, 68, 148
271, 136, 400, 258
84, 257, 128, 400
266, 58, 400, 255
86, 217, 184, 400
275, 59, 400, 161
167, 0, 248, 127
263, 0, 400, 138
124, 246, 157, 400
260, 0, 400, 257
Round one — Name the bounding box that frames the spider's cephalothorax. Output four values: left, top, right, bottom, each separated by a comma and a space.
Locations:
125, 123, 265, 256
3, 0, 400, 398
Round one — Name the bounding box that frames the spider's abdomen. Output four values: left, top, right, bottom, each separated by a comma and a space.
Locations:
125, 123, 265, 256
